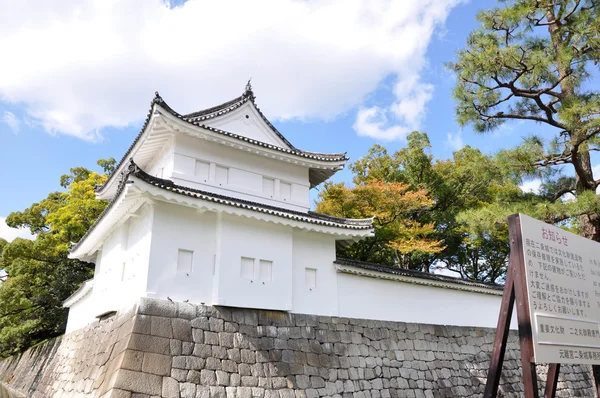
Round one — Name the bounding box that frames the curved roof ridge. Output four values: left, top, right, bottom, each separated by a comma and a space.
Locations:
184, 94, 247, 119
97, 90, 348, 195
183, 86, 297, 150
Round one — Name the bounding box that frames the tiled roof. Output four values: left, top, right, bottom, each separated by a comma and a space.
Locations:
130, 163, 373, 229
334, 258, 503, 291
185, 83, 297, 151
74, 161, 373, 254
98, 87, 347, 194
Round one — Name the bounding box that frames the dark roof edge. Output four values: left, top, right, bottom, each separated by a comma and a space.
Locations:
131, 165, 373, 228
334, 258, 503, 291
75, 161, 373, 255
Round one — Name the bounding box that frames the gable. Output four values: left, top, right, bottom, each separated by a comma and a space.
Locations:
203, 101, 292, 149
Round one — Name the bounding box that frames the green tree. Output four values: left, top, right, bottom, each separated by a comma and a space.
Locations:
0, 159, 114, 357
316, 179, 443, 268
318, 131, 524, 282
450, 0, 600, 238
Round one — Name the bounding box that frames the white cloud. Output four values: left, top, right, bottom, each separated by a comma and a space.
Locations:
446, 131, 464, 151
0, 216, 34, 242
0, 0, 462, 141
1, 111, 20, 133
520, 179, 542, 194
353, 106, 412, 141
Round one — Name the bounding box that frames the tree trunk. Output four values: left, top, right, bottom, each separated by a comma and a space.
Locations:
546, 7, 600, 241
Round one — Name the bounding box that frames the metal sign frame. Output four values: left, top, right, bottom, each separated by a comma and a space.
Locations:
484, 214, 599, 398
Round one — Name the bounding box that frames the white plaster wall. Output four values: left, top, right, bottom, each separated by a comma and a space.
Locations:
215, 214, 293, 311
123, 204, 154, 303
337, 272, 517, 329
291, 230, 339, 316
65, 286, 94, 333
146, 202, 217, 304
171, 135, 310, 211
67, 205, 154, 331
147, 141, 174, 180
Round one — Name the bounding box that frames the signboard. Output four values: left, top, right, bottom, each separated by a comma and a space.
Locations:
485, 214, 600, 398
519, 214, 600, 364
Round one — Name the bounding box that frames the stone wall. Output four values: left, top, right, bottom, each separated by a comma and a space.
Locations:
0, 305, 136, 398
0, 298, 596, 397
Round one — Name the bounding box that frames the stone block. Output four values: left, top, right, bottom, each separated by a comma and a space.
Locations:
193, 344, 212, 358
241, 376, 258, 387
121, 350, 144, 372
170, 339, 182, 356
183, 341, 195, 355
216, 370, 230, 386
162, 376, 179, 398
212, 346, 228, 359
132, 315, 152, 335
142, 352, 172, 376
172, 368, 188, 382
192, 329, 204, 344
138, 298, 177, 318
219, 332, 235, 348
178, 302, 197, 320
210, 386, 226, 398
108, 389, 132, 398
172, 318, 193, 342
209, 318, 225, 332
195, 386, 210, 398
113, 369, 162, 396
205, 331, 220, 345
180, 382, 196, 398
191, 316, 210, 330
151, 316, 173, 338
127, 333, 170, 355
201, 369, 217, 385
206, 357, 221, 370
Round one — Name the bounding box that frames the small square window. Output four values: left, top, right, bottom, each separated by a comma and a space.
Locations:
241, 257, 254, 280
215, 165, 229, 185
259, 260, 273, 282
262, 177, 274, 196
177, 249, 193, 273
280, 182, 291, 199
195, 161, 210, 180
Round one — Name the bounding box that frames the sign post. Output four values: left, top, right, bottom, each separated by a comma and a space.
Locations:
485, 214, 600, 398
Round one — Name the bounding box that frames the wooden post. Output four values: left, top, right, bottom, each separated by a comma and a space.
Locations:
483, 266, 516, 398
509, 215, 539, 398
544, 364, 560, 398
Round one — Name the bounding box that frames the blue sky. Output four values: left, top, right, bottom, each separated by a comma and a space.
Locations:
0, 0, 553, 241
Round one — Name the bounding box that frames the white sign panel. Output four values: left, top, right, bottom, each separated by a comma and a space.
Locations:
519, 214, 600, 364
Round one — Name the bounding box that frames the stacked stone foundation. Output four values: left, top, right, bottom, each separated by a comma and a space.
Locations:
0, 298, 596, 397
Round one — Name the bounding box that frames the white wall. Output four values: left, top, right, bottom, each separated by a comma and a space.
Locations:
67, 204, 154, 330
214, 214, 293, 311
146, 202, 217, 304
147, 141, 174, 180
171, 135, 310, 211
337, 272, 517, 329
291, 230, 339, 316
65, 283, 94, 333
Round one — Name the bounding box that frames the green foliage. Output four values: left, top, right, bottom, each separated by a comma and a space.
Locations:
0, 159, 112, 358
450, 0, 600, 240
316, 179, 443, 268
316, 132, 530, 282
